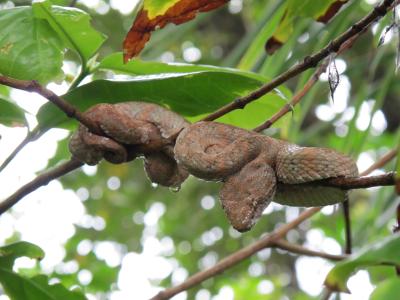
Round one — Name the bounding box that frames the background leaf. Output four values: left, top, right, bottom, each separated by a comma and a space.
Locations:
266, 0, 348, 54
0, 271, 87, 300
0, 7, 64, 84
0, 98, 26, 127
33, 1, 106, 63
0, 241, 44, 270
370, 277, 400, 300
36, 70, 291, 131
0, 242, 86, 300
98, 52, 263, 80
324, 234, 400, 292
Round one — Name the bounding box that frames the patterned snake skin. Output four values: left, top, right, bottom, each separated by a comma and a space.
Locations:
69, 102, 358, 232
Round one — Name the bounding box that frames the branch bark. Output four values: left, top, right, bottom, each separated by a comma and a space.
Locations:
318, 172, 396, 189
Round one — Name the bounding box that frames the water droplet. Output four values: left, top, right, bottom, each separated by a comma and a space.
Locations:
169, 186, 181, 193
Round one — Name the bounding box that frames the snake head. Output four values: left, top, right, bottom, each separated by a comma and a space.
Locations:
220, 157, 276, 232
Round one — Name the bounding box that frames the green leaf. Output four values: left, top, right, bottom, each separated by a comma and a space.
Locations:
0, 7, 64, 84
370, 277, 400, 300
33, 1, 106, 63
265, 0, 348, 54
0, 242, 86, 300
237, 2, 287, 70
98, 53, 263, 80
37, 71, 291, 131
0, 98, 26, 126
324, 234, 400, 292
0, 270, 87, 300
0, 241, 44, 270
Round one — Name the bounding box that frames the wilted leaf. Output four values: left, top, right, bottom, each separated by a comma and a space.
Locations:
377, 23, 395, 47
123, 0, 228, 61
265, 0, 348, 55
328, 54, 340, 102
324, 234, 400, 292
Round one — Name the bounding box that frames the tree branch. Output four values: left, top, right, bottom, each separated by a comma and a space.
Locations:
317, 172, 396, 189
202, 0, 395, 122
271, 239, 347, 261
0, 159, 83, 215
0, 76, 101, 135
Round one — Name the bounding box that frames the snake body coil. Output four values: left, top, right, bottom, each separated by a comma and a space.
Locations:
69, 102, 358, 232
174, 122, 358, 232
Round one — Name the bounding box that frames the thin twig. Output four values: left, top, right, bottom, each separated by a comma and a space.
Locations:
254, 59, 329, 132
271, 239, 347, 261
342, 200, 352, 254
253, 26, 365, 132
361, 149, 398, 175
0, 130, 42, 173
0, 159, 83, 215
153, 148, 397, 300
202, 0, 395, 122
393, 204, 400, 275
0, 76, 101, 135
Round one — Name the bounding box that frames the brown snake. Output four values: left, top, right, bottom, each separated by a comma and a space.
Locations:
69, 102, 189, 188
69, 102, 358, 232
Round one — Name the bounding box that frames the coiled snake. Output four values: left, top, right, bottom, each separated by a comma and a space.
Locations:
69, 102, 358, 232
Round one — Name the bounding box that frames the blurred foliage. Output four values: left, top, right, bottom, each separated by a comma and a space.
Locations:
0, 0, 400, 299
0, 242, 86, 299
